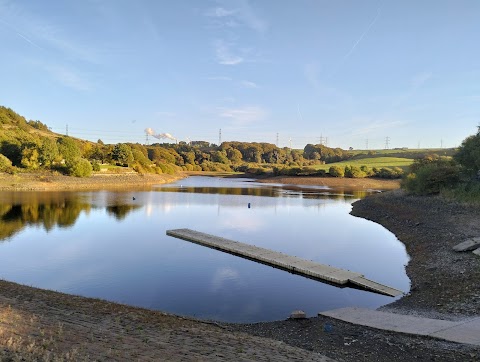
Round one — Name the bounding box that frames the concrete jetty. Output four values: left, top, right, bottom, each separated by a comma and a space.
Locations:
166, 228, 403, 297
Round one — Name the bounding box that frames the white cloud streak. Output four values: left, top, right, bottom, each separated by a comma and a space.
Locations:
213, 40, 244, 65
240, 80, 258, 88
218, 106, 267, 125
206, 0, 268, 34
46, 65, 91, 91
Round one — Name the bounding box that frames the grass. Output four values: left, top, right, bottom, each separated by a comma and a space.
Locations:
312, 157, 414, 171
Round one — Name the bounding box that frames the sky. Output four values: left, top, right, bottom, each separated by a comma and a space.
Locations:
1, 0, 479, 149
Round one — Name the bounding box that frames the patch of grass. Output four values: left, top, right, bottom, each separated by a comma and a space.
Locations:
441, 182, 480, 204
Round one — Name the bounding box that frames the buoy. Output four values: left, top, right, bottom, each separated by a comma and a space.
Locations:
133, 197, 136, 200
248, 203, 251, 208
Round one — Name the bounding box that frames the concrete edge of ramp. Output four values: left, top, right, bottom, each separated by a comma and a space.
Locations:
319, 307, 480, 346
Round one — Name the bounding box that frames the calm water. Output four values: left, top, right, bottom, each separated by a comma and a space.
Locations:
0, 177, 410, 323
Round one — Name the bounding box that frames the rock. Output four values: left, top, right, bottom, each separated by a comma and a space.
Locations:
290, 310, 307, 319
452, 237, 480, 252
473, 248, 480, 256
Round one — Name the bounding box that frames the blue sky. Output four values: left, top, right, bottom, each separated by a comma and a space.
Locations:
1, 0, 479, 149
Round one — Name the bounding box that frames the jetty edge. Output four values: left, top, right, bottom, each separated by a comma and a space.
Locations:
166, 228, 403, 297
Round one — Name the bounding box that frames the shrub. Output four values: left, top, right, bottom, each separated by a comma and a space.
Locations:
329, 165, 344, 177
0, 153, 14, 173
402, 160, 461, 195
91, 161, 101, 172
68, 158, 93, 177
375, 167, 404, 179
344, 165, 366, 178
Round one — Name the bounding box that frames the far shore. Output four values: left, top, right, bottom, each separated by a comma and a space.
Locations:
0, 171, 401, 192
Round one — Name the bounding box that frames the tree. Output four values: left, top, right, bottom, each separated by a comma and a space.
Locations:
57, 137, 81, 165
20, 147, 40, 169
39, 138, 59, 167
454, 127, 480, 177
112, 143, 134, 166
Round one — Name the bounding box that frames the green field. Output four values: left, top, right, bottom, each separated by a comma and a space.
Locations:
313, 157, 414, 171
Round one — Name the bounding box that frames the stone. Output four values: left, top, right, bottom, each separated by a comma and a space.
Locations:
290, 310, 307, 319
452, 237, 480, 252
473, 248, 480, 256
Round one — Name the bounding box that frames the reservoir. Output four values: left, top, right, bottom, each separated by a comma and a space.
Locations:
0, 176, 410, 323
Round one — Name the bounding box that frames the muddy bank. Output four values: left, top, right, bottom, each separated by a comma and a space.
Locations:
0, 172, 184, 191
350, 189, 480, 317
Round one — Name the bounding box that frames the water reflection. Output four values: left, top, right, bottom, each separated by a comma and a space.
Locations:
0, 192, 141, 240
0, 177, 409, 323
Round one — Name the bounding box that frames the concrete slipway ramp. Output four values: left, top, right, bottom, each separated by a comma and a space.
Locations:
166, 228, 403, 297
320, 307, 480, 346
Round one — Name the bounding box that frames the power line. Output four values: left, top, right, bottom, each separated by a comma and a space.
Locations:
384, 136, 390, 149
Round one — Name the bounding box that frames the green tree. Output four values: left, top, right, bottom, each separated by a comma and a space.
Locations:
39, 138, 59, 167
20, 147, 40, 169
112, 143, 134, 166
57, 137, 81, 165
454, 127, 480, 177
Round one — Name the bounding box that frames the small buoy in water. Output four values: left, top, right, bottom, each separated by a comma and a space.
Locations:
133, 197, 136, 200
248, 203, 251, 208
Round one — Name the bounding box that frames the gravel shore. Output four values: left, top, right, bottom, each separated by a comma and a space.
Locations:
230, 189, 480, 361
0, 174, 479, 360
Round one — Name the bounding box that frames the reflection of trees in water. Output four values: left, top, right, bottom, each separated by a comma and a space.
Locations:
106, 205, 141, 220
160, 186, 277, 197
0, 198, 91, 241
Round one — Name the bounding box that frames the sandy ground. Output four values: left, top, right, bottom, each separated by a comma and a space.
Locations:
0, 172, 479, 361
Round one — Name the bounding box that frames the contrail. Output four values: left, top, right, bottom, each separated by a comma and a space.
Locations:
297, 103, 304, 122
0, 18, 43, 50
330, 2, 384, 77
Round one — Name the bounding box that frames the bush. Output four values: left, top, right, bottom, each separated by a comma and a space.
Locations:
0, 153, 14, 173
374, 167, 404, 179
91, 161, 101, 172
329, 165, 344, 177
402, 160, 461, 195
68, 158, 93, 177
344, 165, 366, 178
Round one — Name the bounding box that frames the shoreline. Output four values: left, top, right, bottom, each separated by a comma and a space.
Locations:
0, 173, 479, 360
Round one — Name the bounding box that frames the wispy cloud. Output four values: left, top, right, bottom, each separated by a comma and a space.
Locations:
206, 0, 268, 34
213, 40, 243, 65
240, 80, 258, 88
46, 65, 91, 91
352, 119, 408, 136
0, 1, 99, 63
205, 7, 236, 18
218, 106, 268, 125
